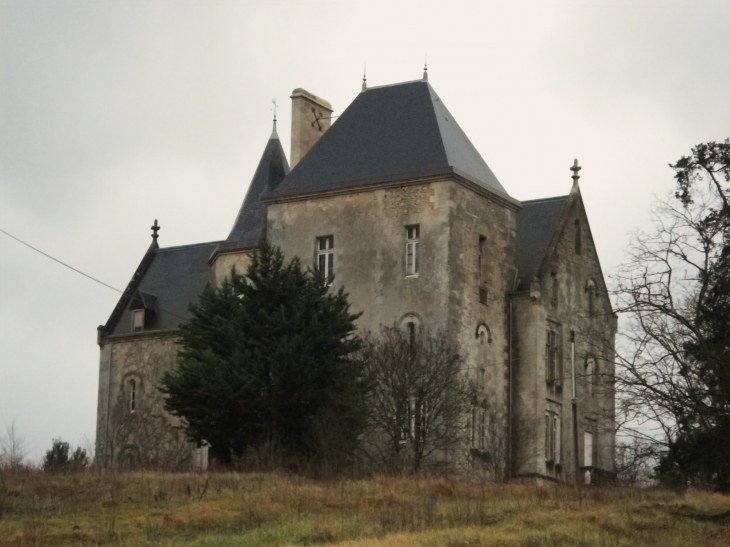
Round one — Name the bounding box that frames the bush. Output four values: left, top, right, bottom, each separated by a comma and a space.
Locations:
43, 438, 89, 472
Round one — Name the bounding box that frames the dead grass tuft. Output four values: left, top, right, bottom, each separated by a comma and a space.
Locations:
0, 469, 729, 546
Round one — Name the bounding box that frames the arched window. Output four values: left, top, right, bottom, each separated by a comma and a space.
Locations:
398, 313, 422, 352
585, 357, 597, 396
120, 445, 139, 469
574, 220, 582, 255
407, 322, 416, 349
586, 279, 597, 317
475, 323, 491, 388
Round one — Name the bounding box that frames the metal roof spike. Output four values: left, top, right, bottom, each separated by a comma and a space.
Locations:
362, 63, 367, 91
271, 99, 279, 138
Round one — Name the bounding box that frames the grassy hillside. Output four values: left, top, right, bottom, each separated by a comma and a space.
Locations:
1, 470, 729, 546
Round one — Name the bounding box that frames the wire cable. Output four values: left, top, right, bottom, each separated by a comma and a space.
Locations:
0, 227, 190, 321
0, 227, 122, 293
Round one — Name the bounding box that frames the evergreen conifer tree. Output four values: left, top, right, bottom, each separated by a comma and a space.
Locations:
161, 241, 365, 467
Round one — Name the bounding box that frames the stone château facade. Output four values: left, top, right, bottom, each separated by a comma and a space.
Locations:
95, 73, 616, 482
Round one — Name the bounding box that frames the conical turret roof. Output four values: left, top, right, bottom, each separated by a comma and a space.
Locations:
226, 125, 290, 246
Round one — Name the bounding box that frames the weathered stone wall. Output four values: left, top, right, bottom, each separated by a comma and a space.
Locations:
512, 190, 616, 482
96, 331, 191, 469
211, 250, 253, 286
267, 179, 519, 473
267, 180, 454, 335
446, 182, 518, 472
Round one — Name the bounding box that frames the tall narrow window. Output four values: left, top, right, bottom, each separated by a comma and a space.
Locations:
545, 413, 553, 462
479, 400, 487, 450
130, 379, 137, 412
132, 309, 145, 332
406, 225, 420, 276
478, 236, 487, 304
586, 280, 596, 317
471, 399, 487, 452
407, 321, 416, 349
317, 236, 334, 286
585, 357, 597, 397
551, 273, 558, 309
574, 220, 582, 255
545, 411, 561, 464
584, 430, 594, 467
545, 327, 561, 385
471, 399, 478, 448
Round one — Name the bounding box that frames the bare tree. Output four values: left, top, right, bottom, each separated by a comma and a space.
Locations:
0, 420, 27, 469
358, 327, 472, 473
613, 186, 725, 451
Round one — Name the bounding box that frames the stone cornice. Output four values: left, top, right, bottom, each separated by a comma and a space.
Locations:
262, 168, 522, 212
103, 328, 180, 344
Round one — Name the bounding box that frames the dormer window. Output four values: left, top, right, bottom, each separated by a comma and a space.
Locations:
132, 309, 145, 332
129, 290, 157, 332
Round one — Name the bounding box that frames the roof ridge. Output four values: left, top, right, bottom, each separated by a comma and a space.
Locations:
156, 240, 223, 252
520, 195, 570, 205
363, 79, 424, 91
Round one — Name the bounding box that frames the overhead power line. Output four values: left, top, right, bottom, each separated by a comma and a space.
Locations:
0, 228, 122, 293
0, 227, 192, 322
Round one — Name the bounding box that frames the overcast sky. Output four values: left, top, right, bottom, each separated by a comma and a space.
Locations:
1, 0, 728, 462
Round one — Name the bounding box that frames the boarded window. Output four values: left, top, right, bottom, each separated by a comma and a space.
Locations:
584, 430, 594, 467
545, 328, 561, 385
545, 411, 562, 464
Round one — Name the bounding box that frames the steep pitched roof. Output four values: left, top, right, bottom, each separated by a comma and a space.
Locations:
223, 125, 290, 250
106, 241, 220, 335
270, 80, 511, 200
515, 195, 569, 291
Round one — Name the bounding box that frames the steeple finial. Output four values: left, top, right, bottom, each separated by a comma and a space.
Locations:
271, 99, 278, 137
362, 63, 367, 91
571, 159, 581, 187
151, 219, 160, 241
423, 56, 428, 81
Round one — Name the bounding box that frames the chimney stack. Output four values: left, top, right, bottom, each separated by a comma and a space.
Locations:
290, 88, 332, 168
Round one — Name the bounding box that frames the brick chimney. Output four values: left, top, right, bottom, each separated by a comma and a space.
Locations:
290, 88, 332, 168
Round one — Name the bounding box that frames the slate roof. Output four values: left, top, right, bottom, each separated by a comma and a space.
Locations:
270, 80, 512, 200
217, 126, 290, 253
515, 195, 569, 291
108, 241, 220, 335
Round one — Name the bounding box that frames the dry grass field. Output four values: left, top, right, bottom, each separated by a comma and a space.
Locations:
1, 470, 730, 546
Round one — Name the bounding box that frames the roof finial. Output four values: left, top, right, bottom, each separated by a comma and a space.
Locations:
362, 63, 367, 91
151, 219, 160, 241
571, 159, 581, 187
423, 55, 428, 81
271, 99, 278, 136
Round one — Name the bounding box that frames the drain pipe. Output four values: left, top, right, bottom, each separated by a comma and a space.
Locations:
571, 329, 579, 482
508, 269, 519, 480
